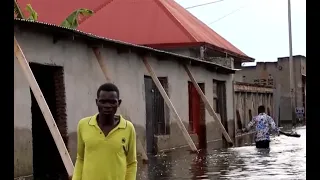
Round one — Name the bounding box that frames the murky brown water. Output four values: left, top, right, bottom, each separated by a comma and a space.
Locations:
137, 126, 306, 180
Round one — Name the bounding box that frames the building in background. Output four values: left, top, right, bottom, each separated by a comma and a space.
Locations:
239, 55, 306, 124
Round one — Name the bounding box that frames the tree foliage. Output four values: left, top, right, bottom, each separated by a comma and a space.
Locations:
25, 4, 38, 21
13, 0, 93, 29
60, 8, 93, 29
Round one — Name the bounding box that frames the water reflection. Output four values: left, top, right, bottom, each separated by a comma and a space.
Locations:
148, 153, 173, 180
138, 126, 305, 180
190, 150, 208, 179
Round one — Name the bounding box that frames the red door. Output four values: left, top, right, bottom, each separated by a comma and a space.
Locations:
188, 82, 200, 134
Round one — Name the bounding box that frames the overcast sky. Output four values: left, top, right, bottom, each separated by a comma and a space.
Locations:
175, 0, 306, 66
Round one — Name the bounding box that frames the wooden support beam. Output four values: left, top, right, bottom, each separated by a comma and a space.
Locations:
183, 64, 233, 145
93, 48, 149, 162
142, 57, 198, 152
14, 37, 74, 176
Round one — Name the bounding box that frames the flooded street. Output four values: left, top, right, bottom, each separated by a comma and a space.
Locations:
138, 126, 306, 180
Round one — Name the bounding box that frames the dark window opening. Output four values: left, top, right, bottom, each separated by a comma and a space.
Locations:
249, 109, 253, 120
30, 63, 68, 180
236, 110, 242, 130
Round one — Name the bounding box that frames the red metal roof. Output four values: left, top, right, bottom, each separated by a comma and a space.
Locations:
78, 0, 253, 61
16, 0, 253, 61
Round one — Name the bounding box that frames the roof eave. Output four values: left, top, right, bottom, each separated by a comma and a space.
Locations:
203, 42, 255, 62
14, 19, 237, 75
144, 42, 255, 62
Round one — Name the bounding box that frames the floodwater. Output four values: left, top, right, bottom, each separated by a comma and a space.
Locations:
137, 126, 306, 180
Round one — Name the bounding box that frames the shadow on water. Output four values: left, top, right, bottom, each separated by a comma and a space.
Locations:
138, 126, 306, 180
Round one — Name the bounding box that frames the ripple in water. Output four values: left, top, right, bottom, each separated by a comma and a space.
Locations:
137, 126, 306, 180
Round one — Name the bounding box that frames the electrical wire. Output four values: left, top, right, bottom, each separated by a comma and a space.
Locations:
208, 5, 246, 25
185, 0, 225, 10
207, 0, 255, 25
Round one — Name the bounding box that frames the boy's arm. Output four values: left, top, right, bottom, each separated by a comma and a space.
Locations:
125, 122, 137, 180
268, 116, 280, 135
72, 120, 85, 180
243, 117, 256, 132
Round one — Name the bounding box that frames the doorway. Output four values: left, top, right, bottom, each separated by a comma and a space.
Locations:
188, 82, 206, 149
30, 63, 68, 180
213, 80, 228, 147
144, 76, 169, 155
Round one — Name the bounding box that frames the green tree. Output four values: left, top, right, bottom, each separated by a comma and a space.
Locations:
14, 0, 93, 29
60, 8, 93, 29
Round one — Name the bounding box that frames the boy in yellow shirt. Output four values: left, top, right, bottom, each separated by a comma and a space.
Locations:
72, 83, 137, 180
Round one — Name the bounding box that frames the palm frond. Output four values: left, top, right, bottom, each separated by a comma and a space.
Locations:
25, 4, 38, 21
61, 8, 93, 29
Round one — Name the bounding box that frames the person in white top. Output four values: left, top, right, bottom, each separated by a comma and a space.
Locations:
242, 105, 280, 149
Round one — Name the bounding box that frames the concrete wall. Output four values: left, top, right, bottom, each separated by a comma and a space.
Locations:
166, 47, 234, 68
233, 83, 274, 147
234, 61, 244, 82
240, 62, 278, 87
235, 92, 274, 125
14, 29, 234, 177
233, 83, 274, 126
238, 56, 306, 123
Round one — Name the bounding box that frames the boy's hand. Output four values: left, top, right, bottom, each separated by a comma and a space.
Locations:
236, 128, 247, 133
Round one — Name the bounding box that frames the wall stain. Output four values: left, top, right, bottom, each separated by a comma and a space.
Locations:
14, 128, 33, 177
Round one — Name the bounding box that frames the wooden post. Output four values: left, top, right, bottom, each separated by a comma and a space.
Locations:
93, 48, 148, 161
142, 57, 198, 152
183, 64, 233, 145
14, 37, 74, 176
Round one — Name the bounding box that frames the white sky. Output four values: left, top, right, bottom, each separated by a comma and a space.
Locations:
175, 0, 306, 66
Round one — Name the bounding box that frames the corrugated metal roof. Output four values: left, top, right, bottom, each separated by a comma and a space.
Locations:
16, 0, 254, 62
14, 18, 238, 74
78, 0, 254, 62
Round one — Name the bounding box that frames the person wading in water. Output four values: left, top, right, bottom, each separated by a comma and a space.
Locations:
242, 105, 280, 149
72, 83, 137, 180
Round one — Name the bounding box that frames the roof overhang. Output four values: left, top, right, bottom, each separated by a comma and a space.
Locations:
144, 42, 255, 63
14, 19, 237, 75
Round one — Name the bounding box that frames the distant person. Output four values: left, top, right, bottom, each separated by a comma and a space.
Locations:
242, 105, 279, 149
72, 83, 137, 180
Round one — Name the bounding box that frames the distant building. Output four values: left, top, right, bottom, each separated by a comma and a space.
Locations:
238, 55, 306, 124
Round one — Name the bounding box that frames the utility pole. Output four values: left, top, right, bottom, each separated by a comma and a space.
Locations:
288, 0, 296, 125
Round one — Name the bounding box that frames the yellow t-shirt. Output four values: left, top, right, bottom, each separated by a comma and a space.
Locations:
72, 114, 137, 180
